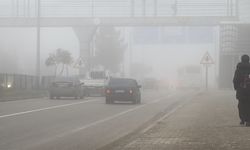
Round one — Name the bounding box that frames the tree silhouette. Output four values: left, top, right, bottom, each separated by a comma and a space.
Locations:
94, 27, 126, 73
45, 53, 57, 76
45, 48, 73, 76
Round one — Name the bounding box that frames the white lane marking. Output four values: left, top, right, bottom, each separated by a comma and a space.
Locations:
0, 99, 99, 119
140, 100, 186, 134
141, 91, 201, 134
0, 91, 172, 120
53, 94, 178, 139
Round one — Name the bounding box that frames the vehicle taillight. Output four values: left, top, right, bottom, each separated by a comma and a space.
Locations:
129, 90, 133, 94
106, 89, 111, 94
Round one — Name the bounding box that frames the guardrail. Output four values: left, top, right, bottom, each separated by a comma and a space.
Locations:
0, 73, 54, 90
0, 0, 238, 18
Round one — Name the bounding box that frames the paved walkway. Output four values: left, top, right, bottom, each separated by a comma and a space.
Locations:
113, 90, 250, 150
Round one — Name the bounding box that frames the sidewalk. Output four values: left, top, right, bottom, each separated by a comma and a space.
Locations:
114, 90, 250, 150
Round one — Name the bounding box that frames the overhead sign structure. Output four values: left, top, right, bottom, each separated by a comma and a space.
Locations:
200, 51, 214, 64
73, 57, 85, 68
200, 51, 215, 89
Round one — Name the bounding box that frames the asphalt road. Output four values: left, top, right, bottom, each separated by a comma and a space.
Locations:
0, 89, 199, 150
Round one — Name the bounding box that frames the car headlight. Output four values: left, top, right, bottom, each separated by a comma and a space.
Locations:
7, 83, 12, 88
129, 90, 133, 94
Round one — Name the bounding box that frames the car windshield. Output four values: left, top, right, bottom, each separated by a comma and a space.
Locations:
108, 78, 136, 87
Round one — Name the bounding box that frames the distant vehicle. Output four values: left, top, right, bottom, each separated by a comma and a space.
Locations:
177, 65, 202, 89
81, 70, 109, 97
49, 77, 84, 99
105, 78, 141, 104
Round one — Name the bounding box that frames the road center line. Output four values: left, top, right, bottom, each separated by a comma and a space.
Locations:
0, 91, 172, 119
140, 91, 198, 134
53, 94, 177, 139
0, 99, 99, 119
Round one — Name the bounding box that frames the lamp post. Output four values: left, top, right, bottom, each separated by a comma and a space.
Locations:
36, 0, 41, 88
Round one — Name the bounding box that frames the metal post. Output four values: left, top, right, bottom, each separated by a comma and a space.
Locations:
154, 0, 157, 16
205, 64, 208, 89
91, 0, 94, 17
172, 0, 177, 16
5, 74, 7, 88
129, 28, 133, 77
25, 75, 27, 89
131, 0, 135, 17
227, 0, 229, 16
16, 0, 19, 17
11, 0, 15, 16
36, 0, 41, 88
235, 0, 239, 18
230, 0, 232, 16
27, 0, 30, 17
142, 0, 146, 17
24, 0, 26, 17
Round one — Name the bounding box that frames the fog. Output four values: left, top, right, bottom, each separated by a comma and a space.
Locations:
2, 1, 250, 150
0, 27, 79, 75
0, 26, 218, 88
132, 43, 217, 84
0, 0, 248, 90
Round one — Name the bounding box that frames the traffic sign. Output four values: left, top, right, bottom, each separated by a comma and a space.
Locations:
200, 51, 214, 64
200, 51, 214, 89
73, 57, 85, 68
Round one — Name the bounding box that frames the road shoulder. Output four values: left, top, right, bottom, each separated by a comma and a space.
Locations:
102, 90, 250, 150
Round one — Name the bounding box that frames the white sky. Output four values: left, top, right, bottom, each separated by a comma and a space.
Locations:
0, 26, 218, 88
0, 27, 79, 75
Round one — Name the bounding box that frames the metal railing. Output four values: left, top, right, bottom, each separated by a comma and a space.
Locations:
0, 0, 238, 18
0, 73, 55, 90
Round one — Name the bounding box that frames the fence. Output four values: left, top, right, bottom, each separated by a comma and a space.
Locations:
0, 73, 55, 90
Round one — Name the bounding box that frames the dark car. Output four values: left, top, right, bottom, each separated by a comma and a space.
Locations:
49, 77, 84, 99
105, 78, 141, 104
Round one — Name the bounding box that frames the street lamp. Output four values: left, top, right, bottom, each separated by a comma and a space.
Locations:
36, 0, 41, 88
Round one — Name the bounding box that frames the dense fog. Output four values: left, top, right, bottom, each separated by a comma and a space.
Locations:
1, 1, 250, 150
0, 0, 249, 89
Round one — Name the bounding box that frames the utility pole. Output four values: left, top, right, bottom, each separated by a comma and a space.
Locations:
131, 0, 134, 17
154, 0, 158, 16
172, 0, 177, 16
142, 0, 146, 16
36, 0, 41, 88
128, 27, 133, 77
205, 64, 208, 89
